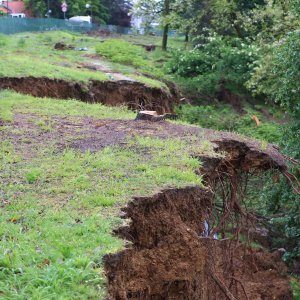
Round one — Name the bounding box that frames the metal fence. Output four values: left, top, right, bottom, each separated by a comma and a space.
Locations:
0, 17, 132, 35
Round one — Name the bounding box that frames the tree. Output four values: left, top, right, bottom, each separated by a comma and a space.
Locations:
103, 0, 132, 27
132, 0, 173, 50
25, 0, 109, 22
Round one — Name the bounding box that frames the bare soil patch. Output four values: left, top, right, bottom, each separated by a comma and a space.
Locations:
0, 112, 286, 169
104, 187, 292, 299
0, 77, 180, 114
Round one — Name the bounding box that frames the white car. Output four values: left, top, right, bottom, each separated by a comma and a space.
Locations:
68, 16, 91, 24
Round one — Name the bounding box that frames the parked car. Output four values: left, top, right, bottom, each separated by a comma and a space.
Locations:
69, 16, 91, 24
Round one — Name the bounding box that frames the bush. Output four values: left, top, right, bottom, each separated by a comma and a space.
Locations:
247, 31, 300, 112
260, 121, 300, 263
166, 34, 259, 96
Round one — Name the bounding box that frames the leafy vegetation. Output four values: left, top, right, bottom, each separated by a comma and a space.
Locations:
176, 104, 282, 143
166, 34, 259, 97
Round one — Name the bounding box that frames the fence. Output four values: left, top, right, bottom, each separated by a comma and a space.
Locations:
0, 17, 133, 35
0, 17, 180, 37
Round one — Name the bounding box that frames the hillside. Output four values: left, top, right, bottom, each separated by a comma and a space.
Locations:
0, 30, 299, 299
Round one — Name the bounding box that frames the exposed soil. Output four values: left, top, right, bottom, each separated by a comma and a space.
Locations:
104, 187, 212, 299
0, 77, 180, 114
0, 113, 287, 168
218, 87, 245, 114
104, 187, 292, 300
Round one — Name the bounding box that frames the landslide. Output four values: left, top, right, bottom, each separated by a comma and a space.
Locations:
103, 124, 294, 300
0, 77, 179, 114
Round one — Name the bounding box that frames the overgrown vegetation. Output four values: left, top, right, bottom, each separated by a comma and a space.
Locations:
167, 35, 259, 97
176, 104, 283, 143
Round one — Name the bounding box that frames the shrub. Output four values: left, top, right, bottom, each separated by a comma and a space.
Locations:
166, 34, 259, 96
247, 31, 300, 112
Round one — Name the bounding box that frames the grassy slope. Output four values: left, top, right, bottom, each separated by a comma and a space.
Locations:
0, 31, 175, 89
0, 90, 217, 299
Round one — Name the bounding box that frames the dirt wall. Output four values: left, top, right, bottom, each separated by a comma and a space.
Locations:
0, 77, 180, 114
104, 138, 293, 300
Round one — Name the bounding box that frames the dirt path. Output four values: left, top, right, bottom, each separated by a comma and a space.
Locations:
87, 60, 136, 82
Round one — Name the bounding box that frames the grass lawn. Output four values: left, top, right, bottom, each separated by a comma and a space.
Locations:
0, 90, 216, 299
0, 31, 181, 89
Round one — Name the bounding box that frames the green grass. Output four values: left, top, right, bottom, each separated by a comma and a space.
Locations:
176, 103, 284, 143
130, 75, 168, 90
0, 90, 214, 299
0, 31, 171, 88
0, 90, 135, 122
121, 34, 193, 50
291, 278, 300, 300
0, 55, 108, 82
95, 39, 163, 77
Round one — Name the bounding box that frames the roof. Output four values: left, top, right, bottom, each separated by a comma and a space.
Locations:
0, 6, 10, 13
7, 1, 25, 13
1, 1, 32, 16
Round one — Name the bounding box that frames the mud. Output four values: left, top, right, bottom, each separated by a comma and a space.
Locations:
0, 77, 179, 114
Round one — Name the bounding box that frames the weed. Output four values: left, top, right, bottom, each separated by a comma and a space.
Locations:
25, 168, 42, 183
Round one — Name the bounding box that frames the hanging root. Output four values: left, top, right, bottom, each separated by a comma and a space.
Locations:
284, 171, 300, 195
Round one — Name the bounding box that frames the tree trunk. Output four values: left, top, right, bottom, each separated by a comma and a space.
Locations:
185, 31, 189, 43
162, 24, 169, 51
162, 0, 170, 51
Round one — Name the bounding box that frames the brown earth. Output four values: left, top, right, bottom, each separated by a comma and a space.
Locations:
0, 113, 286, 167
0, 77, 180, 114
104, 187, 292, 300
